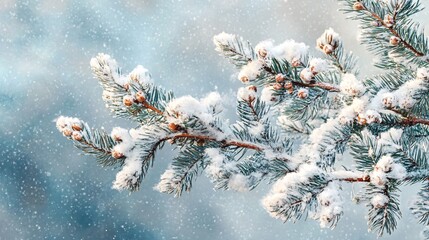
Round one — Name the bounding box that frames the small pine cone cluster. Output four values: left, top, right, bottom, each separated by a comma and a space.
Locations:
122, 83, 130, 91
355, 110, 382, 126
56, 116, 84, 142
389, 36, 401, 46
123, 95, 134, 107
111, 127, 129, 143
123, 91, 147, 107
297, 88, 309, 99
168, 122, 184, 133
112, 133, 122, 142
246, 85, 258, 102
291, 58, 301, 68
237, 61, 262, 83
110, 127, 135, 160
370, 170, 387, 187
130, 72, 140, 82
273, 74, 294, 94
239, 75, 249, 83
111, 150, 124, 159
238, 85, 258, 102
356, 114, 367, 125
353, 2, 365, 11
71, 130, 83, 142
273, 82, 283, 91
300, 58, 328, 84
255, 40, 274, 60
258, 48, 268, 59
129, 65, 153, 86
317, 28, 340, 55
383, 14, 395, 28
275, 73, 284, 83
135, 91, 146, 103
261, 86, 278, 103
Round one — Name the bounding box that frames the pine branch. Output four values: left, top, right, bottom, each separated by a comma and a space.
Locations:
365, 184, 401, 237
90, 53, 172, 123
282, 88, 328, 121
364, 5, 425, 57
270, 58, 341, 92
56, 116, 124, 167
364, 69, 413, 94
56, 2, 429, 236
156, 145, 210, 197
341, 0, 429, 68
326, 38, 359, 74
262, 170, 328, 223
213, 32, 256, 68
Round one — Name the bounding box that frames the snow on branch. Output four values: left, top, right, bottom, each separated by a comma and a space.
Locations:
341, 0, 429, 68
57, 0, 429, 237
213, 32, 256, 68
56, 116, 124, 167
90, 53, 173, 123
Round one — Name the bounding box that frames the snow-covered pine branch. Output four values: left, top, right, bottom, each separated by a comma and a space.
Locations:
57, 0, 429, 237
341, 0, 429, 68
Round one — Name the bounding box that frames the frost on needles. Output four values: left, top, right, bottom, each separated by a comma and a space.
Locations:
56, 0, 429, 237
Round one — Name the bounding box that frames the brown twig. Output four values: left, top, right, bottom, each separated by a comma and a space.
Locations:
293, 81, 340, 92
377, 109, 429, 127
142, 100, 163, 115
168, 133, 263, 151
401, 116, 429, 126
246, 99, 261, 122
341, 175, 371, 183
337, 173, 429, 183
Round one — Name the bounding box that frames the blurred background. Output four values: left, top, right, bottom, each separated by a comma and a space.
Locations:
0, 0, 428, 239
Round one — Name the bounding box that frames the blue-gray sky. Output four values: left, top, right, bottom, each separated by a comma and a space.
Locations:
0, 0, 428, 239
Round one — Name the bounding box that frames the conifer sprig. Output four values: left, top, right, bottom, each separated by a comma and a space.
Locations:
57, 0, 429, 237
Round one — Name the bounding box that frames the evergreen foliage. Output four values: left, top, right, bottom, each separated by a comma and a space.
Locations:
56, 0, 429, 237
